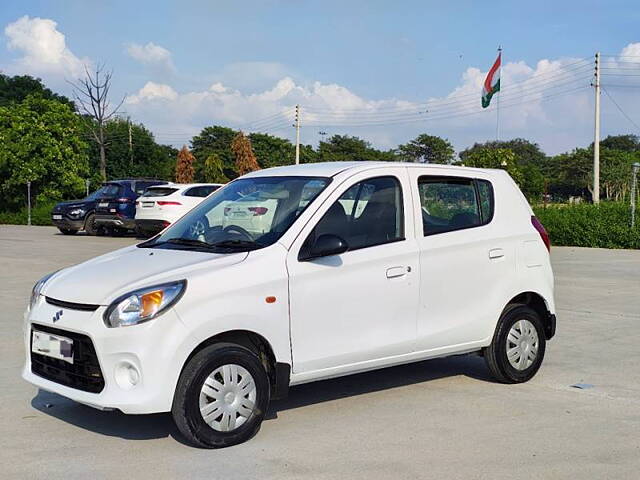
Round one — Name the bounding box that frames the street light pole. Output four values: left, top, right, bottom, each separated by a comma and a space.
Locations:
632, 162, 640, 228
593, 52, 601, 204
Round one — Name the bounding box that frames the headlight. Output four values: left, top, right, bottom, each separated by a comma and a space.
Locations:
104, 280, 186, 328
69, 208, 85, 217
30, 271, 58, 310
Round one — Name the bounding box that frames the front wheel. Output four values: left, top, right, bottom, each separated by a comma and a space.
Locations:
172, 343, 270, 448
483, 306, 546, 383
83, 213, 97, 236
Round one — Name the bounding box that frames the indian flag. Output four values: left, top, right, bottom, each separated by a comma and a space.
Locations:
482, 52, 501, 108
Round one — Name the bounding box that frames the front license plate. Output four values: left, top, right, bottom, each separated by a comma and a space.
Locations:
52, 214, 62, 220
32, 330, 74, 364
98, 202, 108, 207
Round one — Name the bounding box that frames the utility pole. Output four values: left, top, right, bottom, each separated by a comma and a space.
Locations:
128, 119, 134, 164
593, 52, 601, 204
632, 162, 640, 228
294, 104, 301, 165
27, 181, 31, 226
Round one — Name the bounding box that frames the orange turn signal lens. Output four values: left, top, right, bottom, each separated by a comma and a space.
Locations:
265, 296, 276, 304
140, 290, 164, 317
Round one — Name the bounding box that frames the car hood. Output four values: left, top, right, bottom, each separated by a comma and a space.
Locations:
42, 245, 248, 305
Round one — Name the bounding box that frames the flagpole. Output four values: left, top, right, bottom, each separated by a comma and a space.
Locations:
496, 46, 502, 140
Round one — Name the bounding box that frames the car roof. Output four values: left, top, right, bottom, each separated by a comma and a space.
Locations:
146, 183, 223, 190
242, 161, 502, 178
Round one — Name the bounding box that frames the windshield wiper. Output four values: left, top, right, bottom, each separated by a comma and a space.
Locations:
210, 239, 264, 250
166, 238, 215, 248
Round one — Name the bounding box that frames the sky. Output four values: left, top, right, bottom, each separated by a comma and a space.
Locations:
1, 0, 640, 155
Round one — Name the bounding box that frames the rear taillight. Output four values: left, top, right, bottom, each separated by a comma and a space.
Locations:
157, 201, 182, 206
531, 216, 550, 252
248, 207, 268, 215
116, 198, 132, 204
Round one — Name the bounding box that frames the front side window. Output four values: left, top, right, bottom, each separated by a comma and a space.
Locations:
418, 176, 493, 235
140, 176, 330, 253
303, 176, 404, 253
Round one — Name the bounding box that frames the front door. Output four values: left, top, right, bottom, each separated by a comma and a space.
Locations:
286, 169, 419, 375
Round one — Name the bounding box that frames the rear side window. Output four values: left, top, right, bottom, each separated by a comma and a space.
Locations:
101, 184, 122, 197
305, 176, 404, 252
184, 185, 220, 197
418, 176, 493, 235
144, 187, 179, 197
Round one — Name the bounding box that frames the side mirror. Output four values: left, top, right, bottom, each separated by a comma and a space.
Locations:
300, 234, 348, 261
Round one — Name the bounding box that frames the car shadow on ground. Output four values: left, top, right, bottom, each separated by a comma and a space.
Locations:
31, 353, 494, 444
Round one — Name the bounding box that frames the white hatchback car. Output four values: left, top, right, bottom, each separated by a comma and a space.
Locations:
135, 183, 223, 237
24, 162, 555, 448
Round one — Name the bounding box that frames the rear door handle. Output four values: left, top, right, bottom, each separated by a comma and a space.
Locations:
489, 248, 505, 259
386, 266, 407, 279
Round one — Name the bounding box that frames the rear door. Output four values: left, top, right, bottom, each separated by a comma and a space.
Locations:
408, 170, 513, 351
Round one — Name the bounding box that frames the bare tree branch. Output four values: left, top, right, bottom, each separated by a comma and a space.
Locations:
68, 63, 126, 180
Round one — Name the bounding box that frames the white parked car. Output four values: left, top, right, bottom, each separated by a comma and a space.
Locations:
134, 183, 223, 237
23, 162, 555, 448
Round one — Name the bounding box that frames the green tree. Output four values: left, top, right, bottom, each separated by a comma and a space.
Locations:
318, 135, 395, 162
0, 96, 89, 209
599, 134, 640, 153
248, 132, 296, 168
203, 153, 229, 183
191, 126, 239, 180
175, 146, 196, 183
85, 118, 176, 180
460, 138, 546, 167
0, 74, 74, 108
461, 148, 524, 186
397, 134, 454, 164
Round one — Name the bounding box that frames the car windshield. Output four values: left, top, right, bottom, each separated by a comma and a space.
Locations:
140, 176, 331, 252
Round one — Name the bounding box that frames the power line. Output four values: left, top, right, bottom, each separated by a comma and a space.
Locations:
602, 86, 640, 134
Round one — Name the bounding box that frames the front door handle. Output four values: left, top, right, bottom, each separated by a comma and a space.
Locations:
386, 266, 407, 279
489, 248, 505, 259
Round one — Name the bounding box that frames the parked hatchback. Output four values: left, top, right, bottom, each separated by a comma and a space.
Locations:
93, 179, 169, 235
135, 183, 224, 237
24, 162, 555, 448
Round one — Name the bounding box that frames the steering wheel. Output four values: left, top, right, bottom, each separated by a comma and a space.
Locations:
187, 217, 209, 239
222, 225, 254, 241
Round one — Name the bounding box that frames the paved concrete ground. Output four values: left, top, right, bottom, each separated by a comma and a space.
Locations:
1, 225, 639, 479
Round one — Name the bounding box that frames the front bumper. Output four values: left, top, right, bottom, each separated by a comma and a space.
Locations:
94, 215, 136, 230
52, 217, 84, 230
22, 296, 193, 414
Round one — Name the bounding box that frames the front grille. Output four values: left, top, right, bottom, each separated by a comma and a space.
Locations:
31, 324, 105, 393
45, 296, 100, 312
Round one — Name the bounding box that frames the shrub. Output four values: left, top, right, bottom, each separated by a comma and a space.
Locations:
533, 202, 639, 249
0, 200, 56, 226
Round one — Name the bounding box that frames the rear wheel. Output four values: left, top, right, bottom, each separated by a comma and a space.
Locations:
59, 228, 78, 235
172, 343, 270, 448
484, 306, 546, 383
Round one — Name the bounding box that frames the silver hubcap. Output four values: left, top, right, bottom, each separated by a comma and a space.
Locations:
506, 319, 539, 371
199, 364, 257, 432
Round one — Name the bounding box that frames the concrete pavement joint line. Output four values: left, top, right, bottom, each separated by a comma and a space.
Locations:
556, 307, 640, 319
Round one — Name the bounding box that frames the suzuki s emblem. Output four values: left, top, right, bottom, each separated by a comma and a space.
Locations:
52, 310, 63, 323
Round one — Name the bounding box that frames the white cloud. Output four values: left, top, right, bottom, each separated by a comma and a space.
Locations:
126, 81, 178, 104
3, 15, 88, 78
125, 42, 174, 71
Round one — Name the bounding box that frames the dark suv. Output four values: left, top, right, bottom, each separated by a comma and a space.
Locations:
93, 179, 169, 234
51, 184, 115, 235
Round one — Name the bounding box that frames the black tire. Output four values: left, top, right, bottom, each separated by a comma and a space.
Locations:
84, 213, 97, 236
172, 343, 270, 448
483, 306, 546, 384
59, 228, 78, 235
